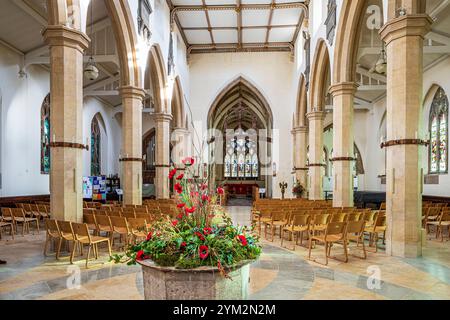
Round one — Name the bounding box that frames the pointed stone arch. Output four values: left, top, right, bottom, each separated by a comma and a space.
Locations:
295, 73, 308, 127
309, 39, 331, 112
171, 76, 186, 129
47, 0, 141, 88
145, 44, 169, 113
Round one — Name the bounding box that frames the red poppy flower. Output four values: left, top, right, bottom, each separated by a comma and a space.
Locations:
176, 173, 184, 180
168, 168, 177, 179
172, 220, 178, 227
180, 241, 187, 249
174, 183, 183, 194
238, 235, 248, 246
199, 245, 209, 260
185, 206, 196, 214
201, 184, 207, 190
195, 232, 205, 241
146, 232, 152, 241
177, 203, 186, 208
201, 194, 210, 202
217, 187, 224, 195
136, 250, 145, 261
203, 227, 212, 235
177, 213, 183, 220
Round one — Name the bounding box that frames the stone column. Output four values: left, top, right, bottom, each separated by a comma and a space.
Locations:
329, 82, 358, 208
292, 126, 308, 196
154, 113, 173, 199
43, 26, 89, 223
380, 14, 432, 258
306, 111, 325, 200
120, 86, 146, 205
171, 127, 191, 168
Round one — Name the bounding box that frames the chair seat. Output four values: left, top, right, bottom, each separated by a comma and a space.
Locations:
47, 231, 60, 238
260, 217, 271, 223
313, 225, 327, 231
271, 221, 286, 226
97, 226, 112, 232
114, 227, 129, 234
312, 234, 343, 242
284, 225, 308, 232
88, 236, 110, 244
132, 231, 147, 237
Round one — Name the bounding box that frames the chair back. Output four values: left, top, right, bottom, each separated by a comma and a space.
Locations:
58, 221, 74, 237
345, 219, 365, 234
128, 218, 148, 231
110, 216, 128, 229
95, 215, 112, 228
72, 222, 91, 241
45, 219, 60, 235
38, 204, 48, 213
11, 208, 25, 218
439, 212, 450, 222
1, 207, 12, 218
109, 210, 122, 217
347, 212, 363, 222
122, 211, 136, 219
271, 211, 286, 221
313, 213, 330, 225
83, 213, 96, 225
291, 214, 311, 227
325, 221, 346, 236
331, 212, 347, 222
364, 210, 379, 225
375, 215, 387, 227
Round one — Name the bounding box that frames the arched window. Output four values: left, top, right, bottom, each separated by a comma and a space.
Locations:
40, 94, 50, 174
429, 87, 448, 174
142, 129, 156, 184
224, 129, 259, 179
91, 115, 101, 176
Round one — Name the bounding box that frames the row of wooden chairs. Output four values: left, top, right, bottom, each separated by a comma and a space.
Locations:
15, 203, 50, 220
44, 219, 112, 268
1, 208, 40, 236
424, 207, 450, 242
82, 213, 149, 248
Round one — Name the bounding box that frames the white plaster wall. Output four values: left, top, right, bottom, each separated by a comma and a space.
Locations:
0, 46, 50, 196
189, 52, 296, 198
82, 97, 121, 177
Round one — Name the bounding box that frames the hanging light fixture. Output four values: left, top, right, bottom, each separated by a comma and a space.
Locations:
84, 2, 99, 81
370, 46, 387, 75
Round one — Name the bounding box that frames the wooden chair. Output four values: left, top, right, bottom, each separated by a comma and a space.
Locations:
311, 213, 331, 236
308, 221, 347, 265
11, 208, 39, 235
281, 214, 311, 250
110, 216, 131, 248
108, 210, 122, 217
56, 221, 78, 262
347, 212, 363, 222
343, 219, 366, 260
427, 212, 450, 242
424, 207, 441, 232
380, 202, 386, 210
0, 216, 14, 240
43, 219, 60, 257
365, 215, 387, 252
1, 208, 14, 224
128, 218, 149, 243
72, 222, 112, 268
264, 211, 287, 241
83, 213, 97, 234
37, 204, 50, 220
94, 215, 113, 242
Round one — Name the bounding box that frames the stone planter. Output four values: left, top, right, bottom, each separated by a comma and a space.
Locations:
137, 260, 252, 300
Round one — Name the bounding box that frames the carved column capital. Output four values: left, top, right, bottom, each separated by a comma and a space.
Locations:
43, 25, 90, 53
291, 126, 308, 134
306, 111, 326, 121
153, 112, 173, 123
119, 86, 146, 100
380, 14, 433, 45
329, 82, 359, 97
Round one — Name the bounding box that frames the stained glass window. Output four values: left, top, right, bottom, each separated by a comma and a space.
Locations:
40, 94, 50, 174
429, 87, 448, 174
91, 115, 101, 176
224, 129, 259, 178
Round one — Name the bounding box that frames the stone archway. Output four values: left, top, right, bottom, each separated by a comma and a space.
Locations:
145, 44, 169, 114
207, 76, 274, 198
307, 39, 330, 200
292, 74, 308, 191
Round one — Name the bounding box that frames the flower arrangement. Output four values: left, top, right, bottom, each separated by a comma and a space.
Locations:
112, 156, 261, 277
292, 181, 305, 198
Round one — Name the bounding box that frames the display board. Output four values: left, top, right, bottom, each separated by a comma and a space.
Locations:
83, 176, 107, 200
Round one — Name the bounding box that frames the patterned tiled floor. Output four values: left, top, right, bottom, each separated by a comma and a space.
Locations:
0, 206, 449, 300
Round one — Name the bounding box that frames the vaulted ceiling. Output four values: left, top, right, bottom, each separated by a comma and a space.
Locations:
167, 0, 307, 54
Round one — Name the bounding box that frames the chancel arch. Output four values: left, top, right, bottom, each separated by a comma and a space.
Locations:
207, 76, 273, 197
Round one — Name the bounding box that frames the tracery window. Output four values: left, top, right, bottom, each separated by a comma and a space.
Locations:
224, 129, 258, 179
91, 115, 101, 176
429, 87, 448, 174
40, 94, 50, 174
